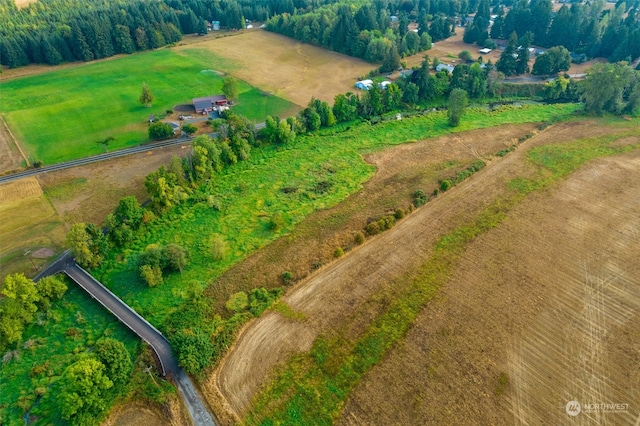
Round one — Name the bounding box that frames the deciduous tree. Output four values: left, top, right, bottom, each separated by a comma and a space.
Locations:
221, 76, 239, 101
448, 88, 468, 127
139, 82, 154, 107
59, 358, 113, 422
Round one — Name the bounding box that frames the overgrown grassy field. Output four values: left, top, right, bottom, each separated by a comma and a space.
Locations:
95, 104, 580, 326
245, 122, 640, 425
0, 281, 139, 425
0, 49, 296, 165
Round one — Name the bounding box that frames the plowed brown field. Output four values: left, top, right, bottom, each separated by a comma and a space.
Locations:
212, 119, 640, 425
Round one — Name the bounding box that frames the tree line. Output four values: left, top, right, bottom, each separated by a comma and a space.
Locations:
468, 0, 640, 64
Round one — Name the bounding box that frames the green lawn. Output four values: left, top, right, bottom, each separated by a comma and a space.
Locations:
0, 49, 296, 165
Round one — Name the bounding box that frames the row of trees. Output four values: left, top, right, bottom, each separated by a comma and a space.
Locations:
474, 0, 640, 64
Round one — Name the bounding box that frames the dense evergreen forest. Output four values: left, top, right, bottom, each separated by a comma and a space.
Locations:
0, 0, 337, 68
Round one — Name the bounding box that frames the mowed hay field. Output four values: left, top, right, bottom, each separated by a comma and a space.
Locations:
176, 30, 375, 106
0, 177, 65, 280
212, 118, 640, 425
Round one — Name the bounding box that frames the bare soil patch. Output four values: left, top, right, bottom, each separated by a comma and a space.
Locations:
339, 145, 640, 425
175, 31, 375, 106
0, 116, 26, 174
103, 398, 187, 426
207, 123, 540, 421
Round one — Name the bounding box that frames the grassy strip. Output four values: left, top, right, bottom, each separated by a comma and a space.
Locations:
0, 49, 296, 165
245, 128, 639, 425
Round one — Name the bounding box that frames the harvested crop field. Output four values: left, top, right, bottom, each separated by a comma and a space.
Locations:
340, 138, 640, 425
176, 30, 374, 106
211, 119, 640, 424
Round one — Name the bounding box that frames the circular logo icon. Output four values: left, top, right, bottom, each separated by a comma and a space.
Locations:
566, 400, 581, 416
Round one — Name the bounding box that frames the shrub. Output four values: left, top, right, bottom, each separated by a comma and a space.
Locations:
148, 122, 174, 140
209, 234, 228, 261
413, 189, 428, 207
354, 232, 365, 245
394, 208, 405, 220
281, 271, 294, 284
458, 50, 472, 62
365, 221, 380, 236
182, 123, 197, 136
140, 264, 163, 287
440, 180, 452, 191
269, 212, 284, 231
225, 292, 249, 313
334, 247, 344, 258
207, 195, 222, 211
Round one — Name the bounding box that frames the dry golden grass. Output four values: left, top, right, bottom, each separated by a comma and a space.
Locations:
176, 30, 375, 106
14, 0, 37, 8
0, 178, 65, 280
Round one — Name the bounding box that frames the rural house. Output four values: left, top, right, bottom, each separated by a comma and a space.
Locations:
355, 79, 373, 90
193, 95, 228, 114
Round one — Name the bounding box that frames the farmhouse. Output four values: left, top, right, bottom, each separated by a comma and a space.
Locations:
355, 79, 373, 90
193, 95, 228, 114
435, 64, 455, 73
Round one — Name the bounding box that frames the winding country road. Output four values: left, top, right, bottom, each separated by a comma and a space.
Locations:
36, 253, 216, 426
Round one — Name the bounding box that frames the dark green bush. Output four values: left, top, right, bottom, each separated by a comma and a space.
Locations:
413, 189, 428, 207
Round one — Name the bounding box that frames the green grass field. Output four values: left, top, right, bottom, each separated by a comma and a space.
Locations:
0, 49, 296, 165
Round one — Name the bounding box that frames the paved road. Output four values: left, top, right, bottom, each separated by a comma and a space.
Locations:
0, 137, 193, 184
36, 254, 216, 426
